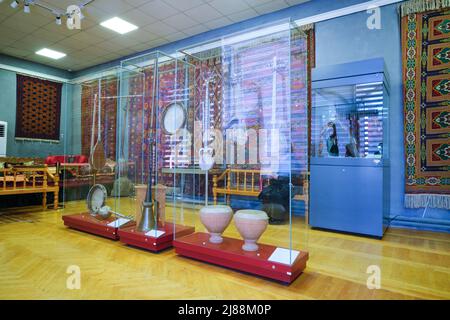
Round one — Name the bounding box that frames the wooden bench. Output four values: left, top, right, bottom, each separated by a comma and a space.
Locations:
212, 168, 309, 220
0, 165, 60, 209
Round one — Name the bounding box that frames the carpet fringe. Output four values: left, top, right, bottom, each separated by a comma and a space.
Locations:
405, 194, 450, 209
401, 0, 450, 16
297, 23, 314, 31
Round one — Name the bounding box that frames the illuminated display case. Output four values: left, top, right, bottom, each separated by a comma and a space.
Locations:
310, 58, 390, 237
172, 20, 310, 283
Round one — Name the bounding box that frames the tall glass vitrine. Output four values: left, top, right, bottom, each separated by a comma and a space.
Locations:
61, 69, 133, 239
173, 20, 310, 284
115, 51, 196, 251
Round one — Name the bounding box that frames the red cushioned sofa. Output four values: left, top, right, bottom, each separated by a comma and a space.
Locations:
45, 155, 89, 166
45, 155, 115, 188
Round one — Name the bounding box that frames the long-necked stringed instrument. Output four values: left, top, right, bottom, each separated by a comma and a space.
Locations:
90, 79, 106, 173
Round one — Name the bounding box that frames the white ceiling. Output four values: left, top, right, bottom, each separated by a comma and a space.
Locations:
0, 0, 310, 72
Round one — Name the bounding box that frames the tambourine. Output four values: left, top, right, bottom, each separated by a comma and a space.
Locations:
162, 103, 186, 135
86, 184, 110, 219
86, 184, 133, 220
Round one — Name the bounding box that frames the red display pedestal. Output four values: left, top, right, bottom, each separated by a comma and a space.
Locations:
62, 213, 134, 240
173, 232, 308, 283
118, 223, 195, 252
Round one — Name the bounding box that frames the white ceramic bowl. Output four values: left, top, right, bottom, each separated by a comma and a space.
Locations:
199, 205, 233, 244
234, 209, 269, 251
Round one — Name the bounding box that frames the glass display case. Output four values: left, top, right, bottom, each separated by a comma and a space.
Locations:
59, 22, 310, 284
114, 51, 196, 251
61, 69, 133, 239
310, 58, 390, 237
172, 20, 310, 283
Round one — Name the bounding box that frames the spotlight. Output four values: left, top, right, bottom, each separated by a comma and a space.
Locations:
24, 4, 30, 14
10, 1, 19, 9
55, 15, 62, 25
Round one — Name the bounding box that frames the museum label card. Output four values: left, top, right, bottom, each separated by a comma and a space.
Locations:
268, 248, 300, 265
107, 218, 130, 228
145, 229, 166, 238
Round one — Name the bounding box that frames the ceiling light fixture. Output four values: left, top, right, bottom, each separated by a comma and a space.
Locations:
36, 48, 66, 60
100, 17, 138, 35
7, 0, 95, 30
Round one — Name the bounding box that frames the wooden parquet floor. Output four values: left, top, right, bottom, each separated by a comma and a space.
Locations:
0, 201, 449, 300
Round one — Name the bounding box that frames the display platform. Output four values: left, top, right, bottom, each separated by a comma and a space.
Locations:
118, 223, 195, 252
62, 213, 134, 240
173, 232, 309, 283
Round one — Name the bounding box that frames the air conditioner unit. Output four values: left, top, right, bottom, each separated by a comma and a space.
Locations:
0, 121, 7, 157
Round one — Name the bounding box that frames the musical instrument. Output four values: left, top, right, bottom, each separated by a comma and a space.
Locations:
86, 184, 133, 220
90, 79, 106, 172
136, 59, 159, 232
162, 102, 186, 135
199, 75, 215, 171
199, 74, 217, 206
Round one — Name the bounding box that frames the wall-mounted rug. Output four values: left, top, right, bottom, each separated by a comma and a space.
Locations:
401, 2, 450, 209
15, 74, 62, 141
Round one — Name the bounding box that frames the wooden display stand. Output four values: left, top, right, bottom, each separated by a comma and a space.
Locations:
173, 232, 309, 283
62, 213, 134, 240
118, 223, 195, 252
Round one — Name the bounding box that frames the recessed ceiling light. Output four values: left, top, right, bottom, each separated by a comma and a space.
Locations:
100, 17, 138, 35
36, 48, 66, 60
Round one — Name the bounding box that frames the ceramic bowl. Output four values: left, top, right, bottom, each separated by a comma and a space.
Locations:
234, 210, 269, 252
199, 205, 233, 244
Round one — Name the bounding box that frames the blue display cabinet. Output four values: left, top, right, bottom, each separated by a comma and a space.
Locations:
309, 58, 390, 238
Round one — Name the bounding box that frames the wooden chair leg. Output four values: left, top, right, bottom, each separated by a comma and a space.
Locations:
213, 191, 217, 205
54, 190, 59, 209
42, 192, 47, 209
